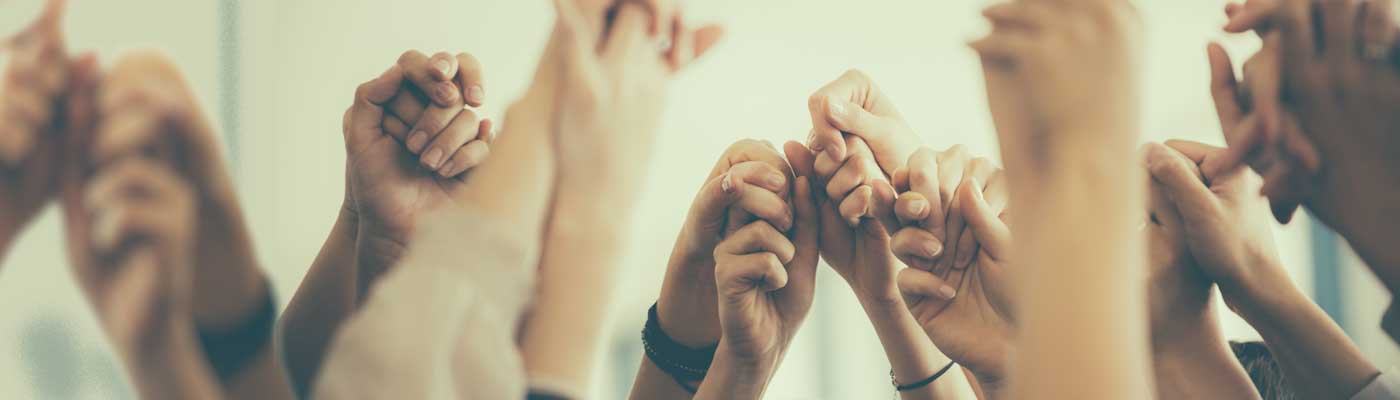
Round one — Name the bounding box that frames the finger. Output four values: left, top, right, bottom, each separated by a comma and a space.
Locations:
1279, 0, 1318, 65
895, 192, 932, 227
716, 253, 789, 295
1145, 143, 1221, 224
86, 160, 190, 254
1321, 0, 1360, 60
419, 108, 482, 171
731, 181, 794, 233
1224, 0, 1281, 32
405, 101, 466, 155
969, 27, 1034, 64
1207, 42, 1244, 129
906, 147, 944, 233
891, 226, 943, 269
387, 90, 428, 126
935, 145, 969, 213
668, 13, 693, 69
870, 179, 901, 231
1251, 32, 1284, 138
807, 95, 848, 165
982, 170, 1008, 216
383, 114, 411, 142
822, 96, 890, 144
716, 221, 797, 264
604, 4, 655, 64
1206, 114, 1264, 178
784, 140, 818, 182
825, 151, 877, 201
92, 109, 166, 166
839, 185, 874, 227
982, 1, 1048, 31
1360, 0, 1398, 61
961, 176, 1011, 261
1279, 120, 1322, 174
1259, 163, 1302, 224
898, 267, 957, 301
1162, 139, 1224, 166
437, 139, 490, 178
691, 24, 725, 63
397, 50, 459, 106
453, 52, 487, 107
783, 176, 821, 298
345, 64, 406, 148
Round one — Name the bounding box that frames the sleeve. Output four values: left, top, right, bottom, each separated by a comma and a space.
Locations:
312, 209, 537, 400
1353, 368, 1400, 400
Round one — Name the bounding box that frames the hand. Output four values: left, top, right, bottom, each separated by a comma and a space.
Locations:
382, 50, 493, 178
805, 70, 922, 174
657, 139, 793, 348
808, 136, 904, 302
891, 149, 1012, 390
551, 0, 722, 202
712, 169, 819, 366
972, 0, 1143, 167
1144, 140, 1282, 310
64, 156, 197, 357
342, 54, 490, 294
0, 0, 68, 244
80, 50, 267, 334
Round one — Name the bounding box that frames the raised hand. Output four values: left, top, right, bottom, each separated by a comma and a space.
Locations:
891, 148, 1012, 393
0, 0, 68, 248
805, 70, 922, 175
810, 136, 904, 301
382, 51, 492, 178
696, 164, 818, 400
341, 54, 489, 296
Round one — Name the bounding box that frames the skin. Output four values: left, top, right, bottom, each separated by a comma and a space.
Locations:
1150, 139, 1380, 399
628, 139, 794, 400
805, 69, 923, 176
279, 50, 491, 397
520, 0, 723, 394
970, 1, 1153, 399
0, 0, 67, 257
63, 50, 293, 400
693, 144, 820, 400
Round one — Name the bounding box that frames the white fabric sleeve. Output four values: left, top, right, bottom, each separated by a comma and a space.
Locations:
312, 209, 537, 400
1353, 368, 1400, 400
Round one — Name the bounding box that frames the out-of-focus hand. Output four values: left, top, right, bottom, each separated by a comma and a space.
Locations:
550, 0, 722, 204
891, 148, 1013, 391
805, 70, 922, 175
0, 0, 68, 243
381, 50, 493, 178
971, 0, 1143, 168
712, 166, 819, 367
1145, 140, 1283, 309
657, 139, 793, 349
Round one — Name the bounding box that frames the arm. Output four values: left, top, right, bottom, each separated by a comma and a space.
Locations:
862, 299, 974, 400
279, 204, 358, 397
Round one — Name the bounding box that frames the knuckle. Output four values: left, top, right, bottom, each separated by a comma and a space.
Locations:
398, 50, 423, 64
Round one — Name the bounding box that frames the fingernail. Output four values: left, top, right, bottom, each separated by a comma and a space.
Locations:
827, 98, 847, 120
910, 199, 927, 216
438, 160, 459, 177
423, 148, 445, 170
924, 241, 943, 258
764, 174, 785, 191
937, 285, 957, 300
433, 59, 452, 77
436, 84, 457, 103
721, 173, 735, 193
407, 131, 429, 153
467, 85, 485, 104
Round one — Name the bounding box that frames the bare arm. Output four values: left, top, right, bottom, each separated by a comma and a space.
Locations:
279, 205, 358, 397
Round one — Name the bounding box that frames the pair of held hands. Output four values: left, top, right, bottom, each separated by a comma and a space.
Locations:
0, 0, 263, 376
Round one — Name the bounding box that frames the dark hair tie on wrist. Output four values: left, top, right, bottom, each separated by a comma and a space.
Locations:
642, 302, 717, 394
893, 360, 957, 392
197, 278, 277, 380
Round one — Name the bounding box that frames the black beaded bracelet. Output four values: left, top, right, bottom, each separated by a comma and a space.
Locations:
641, 303, 717, 392
197, 279, 277, 380
893, 360, 957, 392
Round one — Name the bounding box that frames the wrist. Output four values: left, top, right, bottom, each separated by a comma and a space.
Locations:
656, 291, 720, 348
696, 341, 778, 399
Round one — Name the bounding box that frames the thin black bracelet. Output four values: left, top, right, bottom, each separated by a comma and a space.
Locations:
893, 360, 957, 392
197, 278, 277, 380
641, 302, 716, 392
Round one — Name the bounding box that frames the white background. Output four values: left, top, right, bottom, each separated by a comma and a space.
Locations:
0, 0, 1395, 398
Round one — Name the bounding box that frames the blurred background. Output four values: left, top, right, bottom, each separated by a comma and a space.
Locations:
0, 0, 1395, 398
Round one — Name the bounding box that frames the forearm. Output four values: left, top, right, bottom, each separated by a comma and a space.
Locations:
125, 320, 225, 400
456, 101, 556, 246
1232, 267, 1379, 399
859, 297, 974, 400
280, 206, 359, 396
521, 196, 631, 394
1008, 150, 1152, 399
693, 342, 778, 400
629, 357, 701, 399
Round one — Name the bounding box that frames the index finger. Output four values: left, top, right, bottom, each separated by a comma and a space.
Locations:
397, 50, 460, 106
452, 52, 486, 107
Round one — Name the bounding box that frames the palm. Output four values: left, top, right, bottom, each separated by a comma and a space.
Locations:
820, 215, 898, 299
720, 286, 807, 360
347, 132, 462, 237
908, 254, 1013, 382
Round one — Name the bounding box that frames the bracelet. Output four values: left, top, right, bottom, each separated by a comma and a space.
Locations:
893, 360, 957, 392
641, 302, 717, 393
197, 278, 277, 380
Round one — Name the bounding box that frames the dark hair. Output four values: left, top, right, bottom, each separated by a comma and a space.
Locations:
1231, 340, 1296, 400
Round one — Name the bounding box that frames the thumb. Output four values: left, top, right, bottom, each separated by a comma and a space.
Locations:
824, 96, 888, 143
344, 64, 404, 149
686, 172, 742, 245
785, 176, 820, 297
961, 177, 1010, 261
